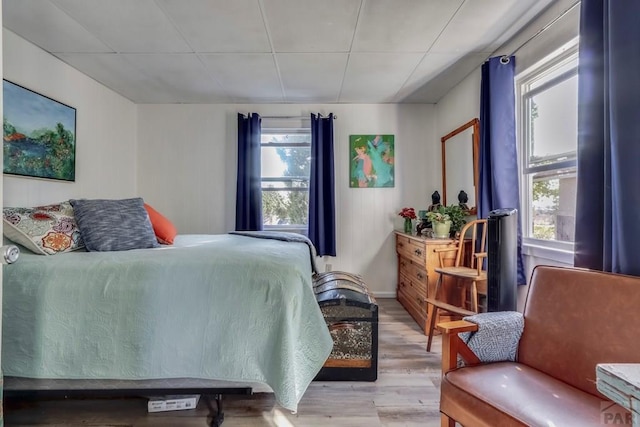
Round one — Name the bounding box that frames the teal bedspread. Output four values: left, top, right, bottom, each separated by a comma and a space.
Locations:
2, 234, 333, 411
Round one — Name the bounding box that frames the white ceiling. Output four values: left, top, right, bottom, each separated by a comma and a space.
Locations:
2, 0, 556, 104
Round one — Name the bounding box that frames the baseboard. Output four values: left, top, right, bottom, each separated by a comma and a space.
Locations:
371, 291, 396, 299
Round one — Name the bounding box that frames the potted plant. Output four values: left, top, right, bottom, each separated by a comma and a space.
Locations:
426, 205, 467, 238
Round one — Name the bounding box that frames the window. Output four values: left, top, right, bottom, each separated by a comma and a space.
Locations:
261, 126, 311, 232
517, 40, 578, 247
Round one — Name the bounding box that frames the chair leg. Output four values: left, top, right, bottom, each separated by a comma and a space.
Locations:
426, 305, 439, 352
441, 413, 455, 427
471, 280, 478, 313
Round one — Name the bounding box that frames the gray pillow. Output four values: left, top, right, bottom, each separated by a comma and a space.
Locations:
70, 197, 160, 252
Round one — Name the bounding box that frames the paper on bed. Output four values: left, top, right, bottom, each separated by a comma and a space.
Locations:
2, 234, 333, 412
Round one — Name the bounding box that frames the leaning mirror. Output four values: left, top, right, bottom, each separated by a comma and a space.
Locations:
441, 118, 480, 216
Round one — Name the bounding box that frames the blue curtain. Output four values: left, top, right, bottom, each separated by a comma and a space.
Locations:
479, 56, 526, 285
574, 0, 640, 275
235, 113, 263, 231
309, 113, 336, 256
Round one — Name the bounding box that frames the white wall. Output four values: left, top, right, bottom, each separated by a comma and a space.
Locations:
434, 0, 580, 309
137, 103, 438, 296
2, 30, 138, 207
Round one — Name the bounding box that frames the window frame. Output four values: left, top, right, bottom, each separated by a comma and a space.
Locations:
260, 126, 311, 233
516, 38, 579, 253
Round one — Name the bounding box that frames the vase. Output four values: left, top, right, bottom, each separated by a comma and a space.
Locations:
433, 220, 452, 238
403, 218, 413, 234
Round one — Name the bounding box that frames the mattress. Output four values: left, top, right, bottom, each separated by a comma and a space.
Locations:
2, 234, 333, 411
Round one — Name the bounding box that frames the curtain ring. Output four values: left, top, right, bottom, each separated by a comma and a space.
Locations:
500, 56, 510, 65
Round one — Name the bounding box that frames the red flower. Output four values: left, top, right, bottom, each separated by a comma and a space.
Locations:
398, 207, 417, 219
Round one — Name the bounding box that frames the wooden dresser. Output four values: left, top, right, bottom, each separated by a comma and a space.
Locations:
394, 231, 457, 332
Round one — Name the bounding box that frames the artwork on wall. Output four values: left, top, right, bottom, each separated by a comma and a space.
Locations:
3, 80, 76, 181
349, 134, 394, 188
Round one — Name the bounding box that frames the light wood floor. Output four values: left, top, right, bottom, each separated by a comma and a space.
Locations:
4, 298, 444, 427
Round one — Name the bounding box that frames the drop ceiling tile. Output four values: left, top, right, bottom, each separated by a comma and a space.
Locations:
264, 0, 360, 52
394, 52, 463, 101
157, 0, 270, 53
430, 0, 554, 54
52, 0, 190, 53
122, 54, 231, 103
339, 53, 423, 103
56, 53, 184, 103
3, 0, 111, 53
277, 53, 347, 102
352, 0, 463, 52
400, 52, 489, 103
199, 54, 283, 103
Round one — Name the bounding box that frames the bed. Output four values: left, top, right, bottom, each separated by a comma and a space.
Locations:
2, 233, 333, 422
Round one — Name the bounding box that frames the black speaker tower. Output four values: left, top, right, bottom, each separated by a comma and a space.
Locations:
487, 208, 518, 312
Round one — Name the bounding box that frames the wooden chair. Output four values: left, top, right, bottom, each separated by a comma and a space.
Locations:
425, 219, 487, 352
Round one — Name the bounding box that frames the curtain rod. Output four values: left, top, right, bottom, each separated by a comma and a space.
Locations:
260, 114, 337, 120
499, 0, 580, 64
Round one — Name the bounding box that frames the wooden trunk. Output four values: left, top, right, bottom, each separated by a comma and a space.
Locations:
313, 272, 378, 381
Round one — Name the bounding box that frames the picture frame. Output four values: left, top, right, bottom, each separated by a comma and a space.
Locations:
349, 134, 394, 188
3, 79, 76, 181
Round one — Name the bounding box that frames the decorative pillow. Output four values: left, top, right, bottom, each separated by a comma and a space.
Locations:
144, 203, 177, 245
70, 197, 160, 252
3, 201, 85, 255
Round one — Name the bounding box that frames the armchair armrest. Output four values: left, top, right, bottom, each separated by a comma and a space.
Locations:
436, 312, 525, 374
432, 247, 457, 253
474, 252, 487, 275
437, 321, 481, 373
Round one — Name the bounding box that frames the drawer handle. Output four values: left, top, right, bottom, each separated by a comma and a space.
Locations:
417, 272, 425, 280
414, 248, 423, 256
400, 260, 406, 267
398, 242, 404, 248
416, 296, 424, 305
399, 281, 405, 288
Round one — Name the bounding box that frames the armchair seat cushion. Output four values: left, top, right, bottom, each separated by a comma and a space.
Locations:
441, 362, 625, 427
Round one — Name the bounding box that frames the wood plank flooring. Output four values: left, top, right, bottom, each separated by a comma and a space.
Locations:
4, 298, 444, 427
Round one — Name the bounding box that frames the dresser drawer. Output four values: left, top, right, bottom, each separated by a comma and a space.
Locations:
397, 286, 427, 329
398, 272, 426, 307
395, 235, 427, 267
404, 259, 428, 291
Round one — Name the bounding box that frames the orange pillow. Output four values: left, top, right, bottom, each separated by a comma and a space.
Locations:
144, 203, 177, 245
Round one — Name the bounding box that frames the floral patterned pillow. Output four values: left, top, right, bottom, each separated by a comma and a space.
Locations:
3, 201, 84, 255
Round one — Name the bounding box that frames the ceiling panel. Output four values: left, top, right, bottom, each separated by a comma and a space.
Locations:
200, 54, 283, 103
157, 0, 270, 53
340, 53, 423, 103
352, 0, 463, 52
277, 53, 348, 102
52, 0, 190, 53
400, 52, 490, 103
430, 0, 556, 54
394, 52, 463, 101
2, 0, 560, 104
264, 0, 361, 52
3, 0, 111, 53
56, 53, 174, 103
122, 54, 231, 103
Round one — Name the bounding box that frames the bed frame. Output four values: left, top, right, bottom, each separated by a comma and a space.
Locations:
4, 378, 259, 426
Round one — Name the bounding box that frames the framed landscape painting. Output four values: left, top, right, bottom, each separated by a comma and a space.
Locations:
350, 134, 394, 188
3, 80, 76, 181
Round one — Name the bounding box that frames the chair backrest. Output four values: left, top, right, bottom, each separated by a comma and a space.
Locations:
519, 265, 640, 397
452, 219, 487, 269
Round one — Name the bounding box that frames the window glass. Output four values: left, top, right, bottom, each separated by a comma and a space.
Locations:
526, 74, 578, 166
260, 129, 311, 230
518, 41, 578, 244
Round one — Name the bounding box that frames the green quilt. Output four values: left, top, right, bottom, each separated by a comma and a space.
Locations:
2, 234, 333, 411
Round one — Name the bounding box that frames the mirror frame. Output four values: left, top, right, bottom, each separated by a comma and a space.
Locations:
441, 118, 480, 216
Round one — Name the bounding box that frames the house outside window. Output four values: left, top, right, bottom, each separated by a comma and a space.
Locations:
516, 40, 578, 250
261, 126, 311, 233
